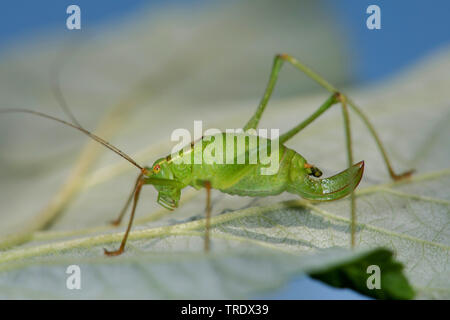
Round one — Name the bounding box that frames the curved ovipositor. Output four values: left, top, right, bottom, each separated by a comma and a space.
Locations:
288, 161, 364, 201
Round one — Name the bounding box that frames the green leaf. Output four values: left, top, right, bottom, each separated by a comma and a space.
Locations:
311, 248, 415, 300
0, 1, 449, 299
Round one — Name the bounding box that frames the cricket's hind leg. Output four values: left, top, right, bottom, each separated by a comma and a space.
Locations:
244, 53, 414, 181
104, 173, 144, 256
346, 101, 414, 181
243, 53, 414, 248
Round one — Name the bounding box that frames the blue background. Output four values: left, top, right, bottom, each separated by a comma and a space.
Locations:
1, 0, 449, 85
1, 0, 449, 299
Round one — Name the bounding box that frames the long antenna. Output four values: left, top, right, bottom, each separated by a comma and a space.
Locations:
50, 40, 82, 127
0, 108, 144, 172
51, 67, 81, 127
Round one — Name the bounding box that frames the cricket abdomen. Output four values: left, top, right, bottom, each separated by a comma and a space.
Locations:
209, 146, 298, 197
166, 132, 306, 196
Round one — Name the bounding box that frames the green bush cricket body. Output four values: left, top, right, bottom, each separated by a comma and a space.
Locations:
1, 54, 413, 256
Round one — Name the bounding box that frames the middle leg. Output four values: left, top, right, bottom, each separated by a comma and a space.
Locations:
204, 181, 212, 252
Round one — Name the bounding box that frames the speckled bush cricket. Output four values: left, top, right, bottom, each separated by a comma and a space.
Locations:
0, 54, 413, 256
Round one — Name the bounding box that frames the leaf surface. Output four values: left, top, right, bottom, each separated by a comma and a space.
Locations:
0, 0, 449, 299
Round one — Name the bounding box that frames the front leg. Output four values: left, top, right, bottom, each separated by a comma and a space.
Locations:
104, 173, 144, 256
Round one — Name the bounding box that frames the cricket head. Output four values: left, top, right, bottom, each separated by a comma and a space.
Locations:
143, 158, 182, 210
287, 154, 364, 201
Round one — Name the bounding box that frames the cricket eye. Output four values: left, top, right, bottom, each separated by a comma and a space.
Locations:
153, 164, 161, 173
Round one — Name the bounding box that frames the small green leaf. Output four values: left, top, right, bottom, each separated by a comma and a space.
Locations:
311, 248, 415, 299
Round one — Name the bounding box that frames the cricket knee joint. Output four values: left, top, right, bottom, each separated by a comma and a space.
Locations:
277, 53, 290, 61
333, 91, 347, 104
